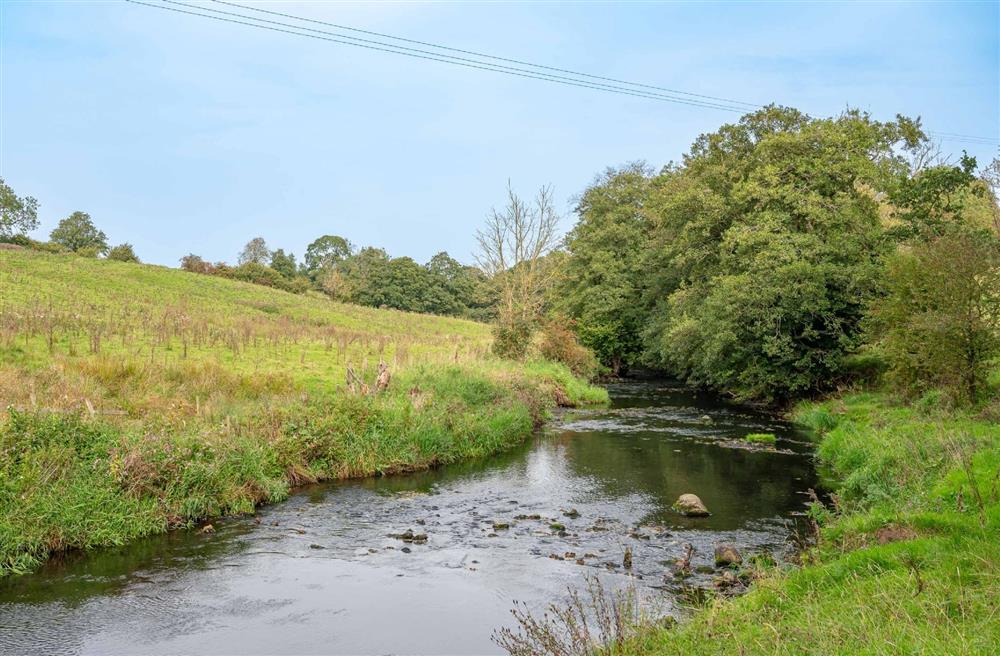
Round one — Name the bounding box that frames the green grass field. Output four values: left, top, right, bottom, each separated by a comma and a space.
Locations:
0, 249, 606, 575
623, 391, 1000, 655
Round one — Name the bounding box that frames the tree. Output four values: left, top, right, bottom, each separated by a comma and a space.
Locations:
49, 211, 108, 254
0, 178, 39, 238
869, 228, 1000, 404
476, 183, 561, 359
326, 247, 390, 305
639, 106, 913, 400
558, 163, 653, 375
270, 248, 297, 278
180, 254, 214, 274
238, 237, 270, 265
304, 234, 354, 279
890, 153, 981, 240
107, 243, 140, 263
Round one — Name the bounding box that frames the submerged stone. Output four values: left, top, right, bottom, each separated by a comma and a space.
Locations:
673, 493, 711, 517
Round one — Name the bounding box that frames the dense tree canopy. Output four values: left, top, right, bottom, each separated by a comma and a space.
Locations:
555, 106, 979, 400
322, 247, 490, 317
303, 234, 354, 279
557, 163, 653, 374
269, 248, 297, 278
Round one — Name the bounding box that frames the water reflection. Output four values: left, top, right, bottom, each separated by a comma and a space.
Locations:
0, 381, 818, 655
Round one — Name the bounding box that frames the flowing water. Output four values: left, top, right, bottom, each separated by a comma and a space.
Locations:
0, 381, 818, 655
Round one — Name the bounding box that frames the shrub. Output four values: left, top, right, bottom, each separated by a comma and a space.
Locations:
539, 317, 600, 380
868, 228, 1000, 404
492, 319, 532, 360
107, 243, 140, 263
220, 262, 306, 293
75, 245, 103, 258
838, 350, 887, 386
179, 253, 215, 274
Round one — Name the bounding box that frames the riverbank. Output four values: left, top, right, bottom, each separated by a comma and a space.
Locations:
0, 251, 607, 575
623, 390, 1000, 655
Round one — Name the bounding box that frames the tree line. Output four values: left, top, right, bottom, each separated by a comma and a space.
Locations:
6, 104, 999, 406
545, 106, 1000, 404
0, 193, 139, 264
0, 185, 493, 321
180, 236, 494, 321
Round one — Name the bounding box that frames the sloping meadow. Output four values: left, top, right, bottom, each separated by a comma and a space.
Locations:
0, 250, 606, 575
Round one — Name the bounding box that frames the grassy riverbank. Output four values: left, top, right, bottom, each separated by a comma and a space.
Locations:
0, 250, 607, 576
624, 390, 1000, 655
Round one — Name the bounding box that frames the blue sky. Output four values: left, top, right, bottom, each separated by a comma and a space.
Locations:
3, 0, 998, 267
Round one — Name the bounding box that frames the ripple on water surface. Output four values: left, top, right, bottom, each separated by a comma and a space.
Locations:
0, 381, 818, 655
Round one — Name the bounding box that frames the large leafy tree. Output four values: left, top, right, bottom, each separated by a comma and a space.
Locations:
304, 234, 354, 279
558, 163, 654, 375
424, 251, 491, 318
639, 106, 917, 400
0, 178, 39, 238
50, 211, 108, 254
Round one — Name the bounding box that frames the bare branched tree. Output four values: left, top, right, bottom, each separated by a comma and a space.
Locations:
238, 237, 270, 266
476, 182, 562, 357
907, 139, 949, 175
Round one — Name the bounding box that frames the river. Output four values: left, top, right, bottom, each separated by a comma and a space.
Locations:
0, 381, 818, 655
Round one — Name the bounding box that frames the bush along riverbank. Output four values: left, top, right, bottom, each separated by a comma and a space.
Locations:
0, 360, 606, 576
620, 390, 1000, 656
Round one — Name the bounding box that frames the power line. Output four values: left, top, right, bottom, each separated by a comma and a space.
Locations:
158, 0, 752, 113
127, 0, 748, 113
204, 0, 1000, 147
210, 0, 763, 111
127, 0, 998, 147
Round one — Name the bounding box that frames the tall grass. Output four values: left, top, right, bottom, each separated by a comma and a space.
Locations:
0, 251, 607, 575
613, 391, 1000, 656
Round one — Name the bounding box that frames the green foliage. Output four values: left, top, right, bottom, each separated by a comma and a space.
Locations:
624, 391, 1000, 656
303, 234, 354, 280
744, 432, 776, 444
269, 248, 297, 278
0, 178, 39, 238
639, 107, 909, 401
558, 163, 653, 374
492, 318, 532, 360
216, 261, 307, 294
49, 211, 108, 254
868, 228, 1000, 404
107, 243, 140, 263
320, 247, 490, 319
891, 154, 981, 239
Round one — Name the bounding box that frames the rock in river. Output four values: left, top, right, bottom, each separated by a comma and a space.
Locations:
714, 543, 741, 567
673, 493, 710, 517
